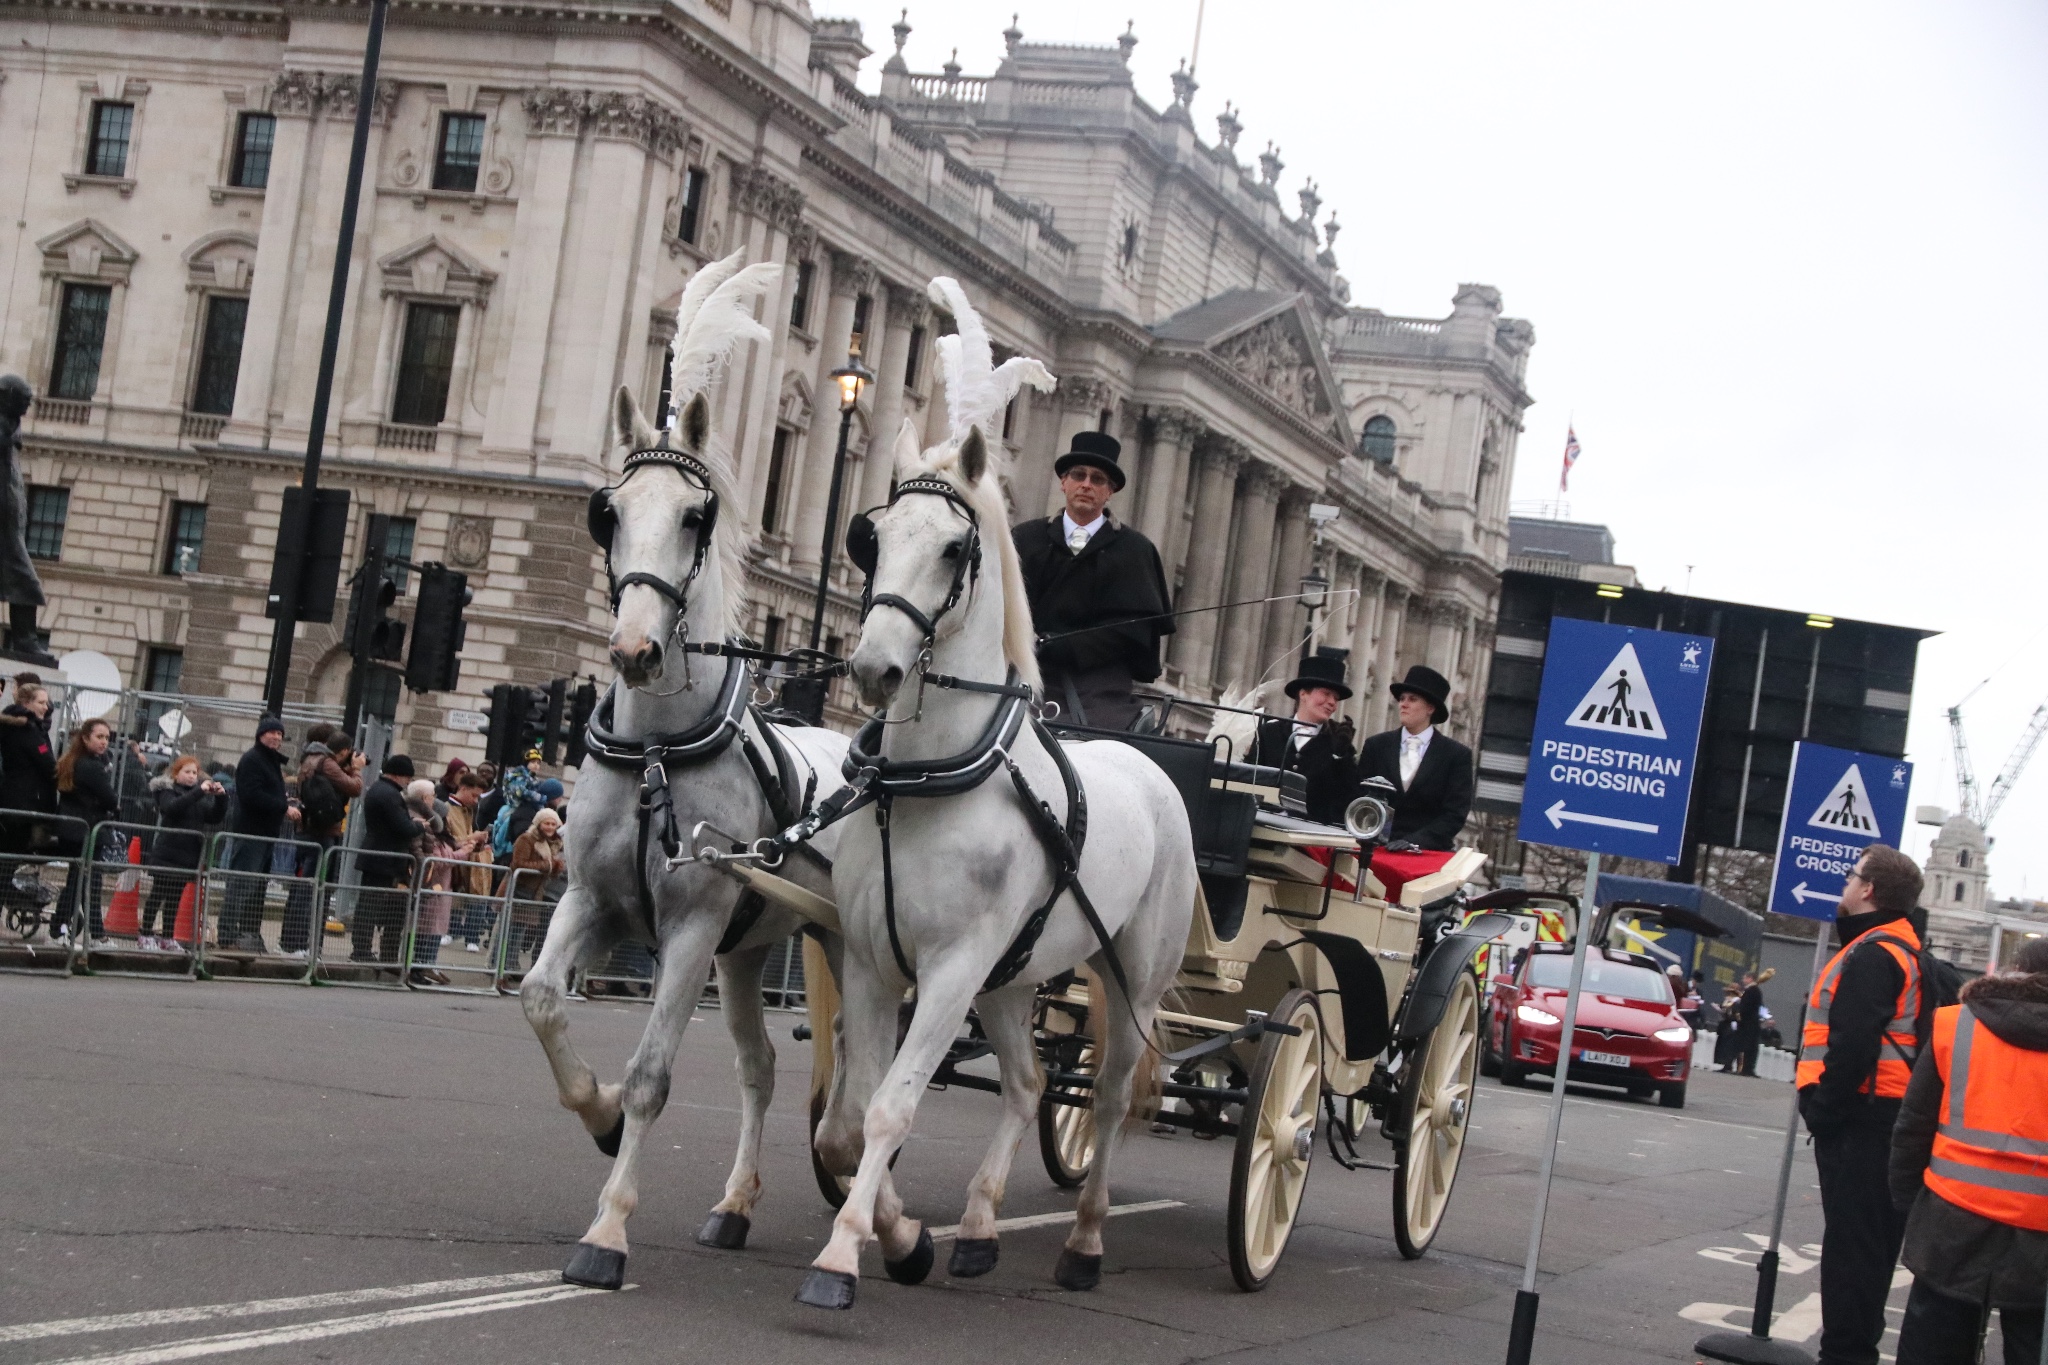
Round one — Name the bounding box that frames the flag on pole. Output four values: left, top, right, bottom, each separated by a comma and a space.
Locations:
1559, 426, 1582, 492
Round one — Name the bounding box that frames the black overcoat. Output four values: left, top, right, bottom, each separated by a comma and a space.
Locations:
1010, 515, 1173, 683
1354, 727, 1474, 850
1247, 716, 1357, 825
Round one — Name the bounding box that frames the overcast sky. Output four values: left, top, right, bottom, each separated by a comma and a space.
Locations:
830, 1, 2048, 901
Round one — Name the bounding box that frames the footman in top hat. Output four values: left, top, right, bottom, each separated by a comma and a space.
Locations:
1012, 430, 1173, 731
1248, 652, 1357, 825
1354, 664, 1473, 851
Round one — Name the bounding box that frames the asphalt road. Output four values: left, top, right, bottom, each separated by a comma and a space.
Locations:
2, 974, 1934, 1365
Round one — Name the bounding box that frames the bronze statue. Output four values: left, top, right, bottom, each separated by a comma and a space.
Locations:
0, 376, 57, 667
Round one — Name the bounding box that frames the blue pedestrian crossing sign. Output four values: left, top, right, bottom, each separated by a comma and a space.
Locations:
1516, 618, 1714, 864
1768, 742, 1913, 921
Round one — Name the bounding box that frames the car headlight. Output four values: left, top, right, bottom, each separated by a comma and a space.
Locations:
1654, 1025, 1694, 1043
1516, 1004, 1560, 1027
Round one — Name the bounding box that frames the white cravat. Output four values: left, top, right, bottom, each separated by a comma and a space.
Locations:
1062, 511, 1105, 553
1289, 721, 1318, 753
1399, 725, 1434, 787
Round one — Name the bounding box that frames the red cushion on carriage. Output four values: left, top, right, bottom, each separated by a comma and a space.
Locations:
1367, 847, 1456, 902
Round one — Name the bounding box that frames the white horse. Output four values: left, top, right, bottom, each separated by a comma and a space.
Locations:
521, 251, 849, 1292
799, 298, 1195, 1306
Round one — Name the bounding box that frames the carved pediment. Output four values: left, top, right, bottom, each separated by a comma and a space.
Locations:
182, 230, 258, 292
377, 235, 496, 306
1213, 312, 1343, 441
37, 219, 139, 282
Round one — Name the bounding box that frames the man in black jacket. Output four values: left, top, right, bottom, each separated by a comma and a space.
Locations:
1011, 432, 1173, 731
1246, 653, 1357, 824
352, 754, 427, 964
1353, 665, 1473, 850
220, 716, 296, 950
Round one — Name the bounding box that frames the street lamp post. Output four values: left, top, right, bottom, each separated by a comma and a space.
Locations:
1298, 564, 1330, 664
777, 350, 873, 724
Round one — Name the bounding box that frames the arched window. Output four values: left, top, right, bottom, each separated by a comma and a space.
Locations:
1957, 850, 1969, 868
1955, 881, 1966, 902
1359, 415, 1396, 464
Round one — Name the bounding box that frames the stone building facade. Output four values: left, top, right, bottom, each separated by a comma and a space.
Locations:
0, 1, 1534, 769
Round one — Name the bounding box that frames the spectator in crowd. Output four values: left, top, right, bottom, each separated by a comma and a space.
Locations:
441, 771, 494, 953
219, 716, 296, 952
509, 807, 565, 964
1676, 972, 1704, 1030
435, 757, 469, 802
1714, 981, 1743, 1069
139, 755, 226, 951
351, 754, 427, 964
0, 679, 56, 933
1889, 936, 2048, 1365
53, 718, 119, 941
281, 728, 363, 956
405, 777, 453, 985
1733, 972, 1765, 1076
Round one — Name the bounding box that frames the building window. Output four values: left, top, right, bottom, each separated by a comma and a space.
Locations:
390, 302, 460, 427
904, 325, 925, 389
760, 613, 783, 656
433, 114, 486, 192
1002, 396, 1017, 442
677, 166, 708, 243
1955, 881, 1965, 902
137, 646, 185, 738
1957, 850, 1970, 868
189, 295, 248, 416
1359, 414, 1397, 464
657, 349, 674, 430
163, 501, 207, 575
87, 101, 134, 178
789, 260, 815, 331
49, 283, 112, 401
761, 428, 793, 534
230, 112, 275, 189
1120, 223, 1138, 270
850, 294, 872, 358
25, 487, 69, 561
382, 515, 417, 593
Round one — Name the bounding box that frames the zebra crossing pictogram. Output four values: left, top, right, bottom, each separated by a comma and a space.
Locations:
1563, 642, 1669, 740
1807, 764, 1878, 834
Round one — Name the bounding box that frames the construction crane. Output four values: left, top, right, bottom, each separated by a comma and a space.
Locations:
1948, 692, 2048, 829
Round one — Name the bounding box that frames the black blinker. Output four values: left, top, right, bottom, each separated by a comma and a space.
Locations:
847, 512, 878, 576
587, 487, 617, 551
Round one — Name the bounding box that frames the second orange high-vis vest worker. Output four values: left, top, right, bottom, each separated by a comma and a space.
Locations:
1799, 919, 1924, 1097
1924, 1002, 2048, 1232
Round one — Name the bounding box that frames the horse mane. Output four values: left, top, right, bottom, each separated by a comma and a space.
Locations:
909, 437, 1042, 692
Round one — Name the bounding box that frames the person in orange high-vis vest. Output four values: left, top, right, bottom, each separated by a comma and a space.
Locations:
1798, 845, 1928, 1365
1890, 937, 2048, 1365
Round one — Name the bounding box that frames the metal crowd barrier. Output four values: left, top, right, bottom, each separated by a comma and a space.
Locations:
80, 820, 204, 980
307, 847, 422, 989
400, 856, 514, 994
0, 809, 90, 977
195, 831, 330, 982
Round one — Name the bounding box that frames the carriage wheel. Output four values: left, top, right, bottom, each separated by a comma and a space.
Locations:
1037, 1042, 1097, 1188
1392, 970, 1480, 1259
1227, 988, 1322, 1292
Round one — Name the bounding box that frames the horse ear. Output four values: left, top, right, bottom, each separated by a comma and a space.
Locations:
958, 426, 988, 485
679, 393, 712, 453
891, 417, 923, 480
615, 386, 658, 451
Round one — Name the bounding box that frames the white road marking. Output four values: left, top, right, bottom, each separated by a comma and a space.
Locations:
1485, 1083, 1789, 1135
927, 1199, 1183, 1242
35, 1282, 623, 1365
0, 1273, 559, 1344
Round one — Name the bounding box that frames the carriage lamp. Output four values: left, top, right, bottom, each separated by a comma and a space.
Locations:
831, 350, 874, 412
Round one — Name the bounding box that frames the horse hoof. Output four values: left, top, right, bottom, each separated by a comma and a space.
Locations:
695, 1211, 751, 1250
593, 1114, 625, 1158
1052, 1248, 1102, 1292
563, 1243, 626, 1291
948, 1237, 999, 1278
795, 1268, 858, 1310
883, 1227, 935, 1285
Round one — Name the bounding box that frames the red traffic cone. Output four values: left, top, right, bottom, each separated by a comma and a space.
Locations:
104, 836, 143, 937
172, 880, 197, 945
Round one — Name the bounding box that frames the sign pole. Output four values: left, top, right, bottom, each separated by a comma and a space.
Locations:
1506, 851, 1601, 1365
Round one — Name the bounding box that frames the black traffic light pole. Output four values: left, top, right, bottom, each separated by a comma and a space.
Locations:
261, 0, 390, 717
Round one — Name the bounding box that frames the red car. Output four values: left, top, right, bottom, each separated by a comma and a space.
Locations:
1483, 942, 1694, 1108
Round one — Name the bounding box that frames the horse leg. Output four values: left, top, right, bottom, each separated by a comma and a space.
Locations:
1054, 958, 1152, 1292
562, 914, 723, 1290
813, 940, 886, 1180
798, 963, 981, 1309
948, 984, 1043, 1278
697, 939, 775, 1250
520, 887, 626, 1150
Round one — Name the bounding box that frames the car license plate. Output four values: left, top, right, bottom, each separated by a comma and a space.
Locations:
1578, 1049, 1631, 1068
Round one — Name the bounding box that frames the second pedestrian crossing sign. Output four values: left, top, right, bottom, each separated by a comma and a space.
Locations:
1516, 618, 1713, 864
1768, 741, 1913, 920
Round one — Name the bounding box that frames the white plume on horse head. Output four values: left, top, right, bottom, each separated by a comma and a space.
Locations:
926, 277, 1056, 445
667, 249, 784, 423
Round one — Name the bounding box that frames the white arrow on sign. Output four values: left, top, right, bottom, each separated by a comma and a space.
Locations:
1544, 800, 1659, 835
1789, 881, 1840, 906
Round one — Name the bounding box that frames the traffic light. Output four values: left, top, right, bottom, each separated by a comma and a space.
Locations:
564, 678, 599, 769
540, 677, 568, 766
520, 684, 551, 762
482, 682, 523, 771
404, 563, 471, 693
344, 513, 404, 663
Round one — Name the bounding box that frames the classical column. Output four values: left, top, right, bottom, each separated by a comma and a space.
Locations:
1215, 462, 1284, 692
1261, 486, 1314, 666
1022, 375, 1110, 518
1135, 407, 1200, 556
788, 249, 873, 571
1373, 582, 1410, 731
226, 73, 318, 445
1346, 564, 1386, 724
723, 163, 805, 528
1167, 440, 1245, 691
856, 282, 924, 514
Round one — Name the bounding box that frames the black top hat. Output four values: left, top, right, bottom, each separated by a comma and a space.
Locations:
1284, 653, 1353, 701
1388, 664, 1451, 726
1053, 431, 1125, 492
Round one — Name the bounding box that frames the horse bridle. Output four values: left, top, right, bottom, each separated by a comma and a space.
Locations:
846, 476, 983, 649
588, 447, 721, 692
